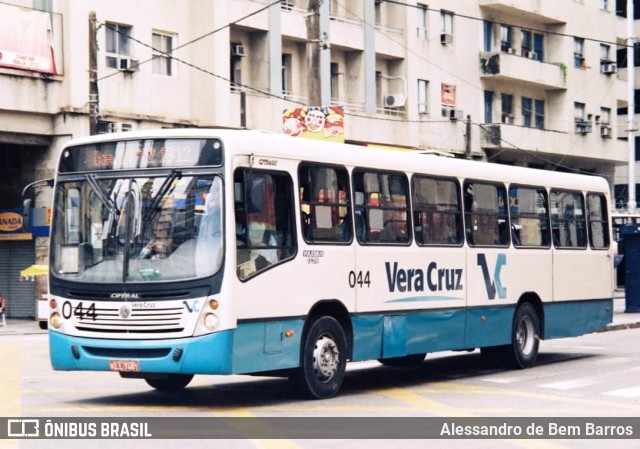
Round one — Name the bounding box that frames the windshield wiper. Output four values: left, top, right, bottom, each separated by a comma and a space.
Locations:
86, 174, 119, 216
144, 169, 182, 223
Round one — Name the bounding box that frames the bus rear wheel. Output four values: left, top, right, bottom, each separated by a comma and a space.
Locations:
145, 374, 193, 391
291, 316, 347, 399
482, 302, 540, 369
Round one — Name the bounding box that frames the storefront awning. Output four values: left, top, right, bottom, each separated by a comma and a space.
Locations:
20, 264, 48, 281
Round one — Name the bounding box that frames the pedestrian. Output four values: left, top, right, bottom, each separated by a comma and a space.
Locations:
0, 292, 6, 326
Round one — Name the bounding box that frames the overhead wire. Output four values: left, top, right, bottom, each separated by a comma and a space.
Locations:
95, 0, 626, 174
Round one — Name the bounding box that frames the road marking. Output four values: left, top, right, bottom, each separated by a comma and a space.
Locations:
604, 386, 640, 398
0, 343, 22, 415
214, 409, 302, 449
539, 379, 601, 390
380, 387, 564, 449
0, 343, 22, 449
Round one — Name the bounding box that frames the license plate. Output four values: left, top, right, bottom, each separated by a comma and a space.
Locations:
109, 359, 140, 372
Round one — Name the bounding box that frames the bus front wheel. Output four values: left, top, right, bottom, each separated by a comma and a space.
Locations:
291, 316, 347, 399
145, 374, 194, 391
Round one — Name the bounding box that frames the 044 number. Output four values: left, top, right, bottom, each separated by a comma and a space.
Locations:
61, 301, 97, 321
348, 270, 371, 288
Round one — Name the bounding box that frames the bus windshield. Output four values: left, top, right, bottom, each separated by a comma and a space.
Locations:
51, 173, 223, 283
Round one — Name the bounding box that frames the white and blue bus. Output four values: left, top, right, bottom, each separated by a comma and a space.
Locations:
47, 129, 613, 399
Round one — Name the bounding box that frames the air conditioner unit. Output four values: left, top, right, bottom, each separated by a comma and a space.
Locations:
97, 121, 118, 134
600, 125, 612, 137
118, 57, 138, 72
576, 120, 592, 134
231, 43, 245, 57
527, 51, 537, 60
385, 93, 406, 107
281, 0, 294, 10
417, 26, 428, 40
503, 115, 515, 125
601, 63, 617, 74
506, 47, 517, 55
440, 33, 453, 45
449, 109, 464, 121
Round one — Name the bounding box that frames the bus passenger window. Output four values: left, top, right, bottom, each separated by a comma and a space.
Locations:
353, 169, 410, 244
550, 190, 587, 248
298, 164, 352, 243
464, 181, 509, 247
234, 169, 296, 280
508, 186, 550, 247
587, 193, 609, 249
412, 175, 463, 246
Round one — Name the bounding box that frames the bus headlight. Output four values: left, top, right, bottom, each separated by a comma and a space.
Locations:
50, 312, 63, 329
203, 313, 219, 331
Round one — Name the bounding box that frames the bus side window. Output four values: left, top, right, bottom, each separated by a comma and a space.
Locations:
412, 175, 463, 246
508, 185, 550, 248
353, 169, 410, 245
550, 190, 587, 248
464, 181, 509, 247
587, 192, 609, 249
298, 163, 352, 244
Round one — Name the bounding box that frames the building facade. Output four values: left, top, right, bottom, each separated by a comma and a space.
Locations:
0, 0, 628, 316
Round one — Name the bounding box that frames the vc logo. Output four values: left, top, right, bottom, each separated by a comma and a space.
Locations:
477, 253, 507, 300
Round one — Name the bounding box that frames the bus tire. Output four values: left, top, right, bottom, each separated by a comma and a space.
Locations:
484, 303, 540, 369
145, 374, 193, 391
292, 316, 347, 399
378, 353, 426, 367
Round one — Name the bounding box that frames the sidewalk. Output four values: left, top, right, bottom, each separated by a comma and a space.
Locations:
1, 294, 640, 336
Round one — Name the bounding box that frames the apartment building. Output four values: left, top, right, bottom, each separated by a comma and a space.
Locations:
0, 0, 628, 316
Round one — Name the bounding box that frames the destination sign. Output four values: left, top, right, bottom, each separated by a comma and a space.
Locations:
59, 138, 223, 173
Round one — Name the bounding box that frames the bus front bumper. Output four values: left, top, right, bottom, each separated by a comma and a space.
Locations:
49, 329, 234, 375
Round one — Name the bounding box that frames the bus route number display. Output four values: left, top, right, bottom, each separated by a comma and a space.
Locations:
59, 138, 223, 172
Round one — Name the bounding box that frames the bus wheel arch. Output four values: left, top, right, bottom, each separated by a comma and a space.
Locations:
291, 300, 352, 399
482, 293, 542, 370
517, 292, 544, 340
306, 300, 353, 360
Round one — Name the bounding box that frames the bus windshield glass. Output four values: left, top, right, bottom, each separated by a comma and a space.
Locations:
51, 174, 223, 283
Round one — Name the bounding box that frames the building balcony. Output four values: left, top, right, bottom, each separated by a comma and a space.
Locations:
478, 0, 566, 24
480, 123, 627, 165
480, 51, 566, 91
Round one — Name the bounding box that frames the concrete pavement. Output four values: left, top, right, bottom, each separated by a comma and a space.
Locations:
1, 292, 639, 336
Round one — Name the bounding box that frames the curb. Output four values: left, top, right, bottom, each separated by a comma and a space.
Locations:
598, 321, 640, 332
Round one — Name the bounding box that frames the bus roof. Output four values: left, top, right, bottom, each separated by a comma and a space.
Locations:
61, 128, 610, 194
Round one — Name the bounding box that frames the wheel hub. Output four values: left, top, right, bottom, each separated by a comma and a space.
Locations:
312, 335, 340, 381
516, 316, 535, 356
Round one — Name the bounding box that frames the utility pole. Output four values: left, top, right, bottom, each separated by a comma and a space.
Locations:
628, 0, 637, 212
306, 0, 322, 106
465, 115, 472, 159
89, 11, 99, 136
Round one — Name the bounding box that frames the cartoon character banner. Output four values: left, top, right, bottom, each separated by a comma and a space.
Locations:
282, 106, 345, 143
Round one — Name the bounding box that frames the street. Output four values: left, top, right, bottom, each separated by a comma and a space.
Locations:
1, 327, 640, 448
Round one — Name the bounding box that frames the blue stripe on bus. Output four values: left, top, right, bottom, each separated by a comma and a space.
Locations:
351, 298, 612, 362
231, 319, 304, 374
50, 298, 612, 376
543, 299, 612, 339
